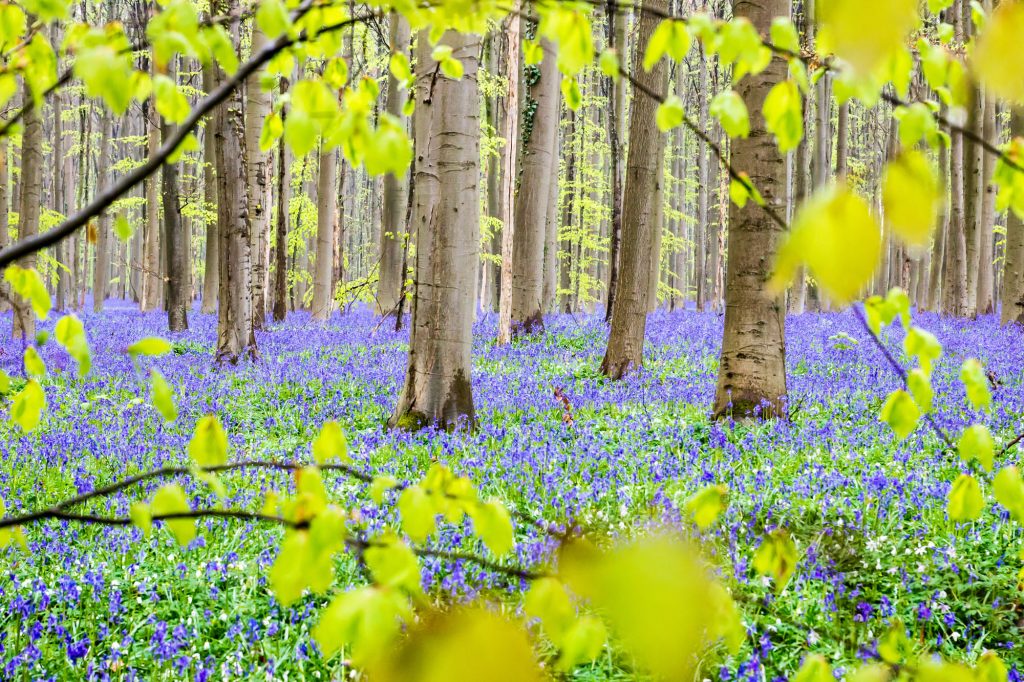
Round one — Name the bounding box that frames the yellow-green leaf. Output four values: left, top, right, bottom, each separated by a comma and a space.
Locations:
655, 94, 684, 132
11, 380, 45, 432
312, 421, 349, 464
684, 484, 729, 530
188, 415, 228, 468
972, 2, 1024, 104
961, 358, 992, 411
752, 529, 798, 593
880, 389, 920, 440
883, 151, 941, 249
23, 347, 46, 379
958, 424, 995, 472
150, 369, 177, 422
151, 483, 195, 546
128, 336, 172, 357
471, 499, 514, 557
947, 473, 985, 521
55, 314, 91, 377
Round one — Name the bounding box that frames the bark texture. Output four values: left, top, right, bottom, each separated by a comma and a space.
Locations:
712, 0, 789, 419
389, 31, 480, 430
600, 0, 667, 379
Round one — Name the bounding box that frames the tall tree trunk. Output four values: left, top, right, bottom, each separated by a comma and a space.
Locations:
12, 81, 40, 339
246, 26, 271, 328
943, 125, 968, 315
312, 146, 337, 320
214, 2, 255, 360
200, 64, 219, 314
1001, 109, 1024, 325
92, 114, 112, 313
559, 110, 576, 313
541, 126, 560, 311
964, 86, 984, 316
389, 31, 481, 429
694, 54, 709, 311
712, 0, 789, 419
272, 76, 292, 322
162, 119, 189, 332
928, 136, 949, 310
142, 97, 162, 311
600, 0, 667, 378
509, 36, 559, 335
977, 92, 996, 316
377, 13, 411, 317
496, 11, 521, 345
604, 6, 627, 323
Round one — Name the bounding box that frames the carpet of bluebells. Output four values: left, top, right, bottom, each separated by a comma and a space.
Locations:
1, 302, 1024, 680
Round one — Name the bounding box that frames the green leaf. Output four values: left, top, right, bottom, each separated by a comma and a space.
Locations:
655, 94, 685, 132
525, 577, 575, 645
904, 326, 943, 374
203, 24, 238, 75
432, 45, 464, 80
792, 655, 833, 682
312, 586, 408, 664
683, 484, 728, 529
259, 112, 283, 153
153, 74, 190, 124
818, 0, 919, 78
973, 2, 1024, 104
113, 214, 133, 241
151, 483, 195, 546
522, 38, 543, 66
11, 380, 45, 432
312, 421, 349, 464
389, 52, 411, 83
958, 424, 995, 472
365, 539, 421, 594
561, 76, 582, 111
150, 369, 177, 422
770, 17, 801, 54
907, 368, 934, 414
55, 314, 92, 375
769, 183, 881, 306
0, 369, 10, 394
398, 486, 436, 543
557, 616, 606, 671
752, 529, 798, 592
256, 0, 291, 39
994, 466, 1024, 523
763, 80, 803, 152
960, 359, 992, 411
4, 265, 51, 320
947, 474, 985, 521
537, 4, 594, 77
269, 531, 312, 606
877, 620, 912, 664
643, 20, 691, 71
880, 389, 920, 440
976, 652, 1009, 682
471, 499, 514, 557
130, 502, 152, 537
188, 415, 228, 468
598, 49, 620, 80
128, 336, 172, 357
883, 151, 941, 249
23, 347, 46, 379
369, 476, 399, 504
709, 90, 749, 139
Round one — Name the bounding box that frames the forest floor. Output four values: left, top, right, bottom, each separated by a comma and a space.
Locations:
0, 305, 1023, 680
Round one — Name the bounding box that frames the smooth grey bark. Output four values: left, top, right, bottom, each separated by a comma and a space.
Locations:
272, 75, 292, 322
1001, 109, 1024, 325
92, 114, 112, 313
496, 12, 521, 344
142, 96, 162, 312
600, 0, 668, 379
389, 31, 481, 430
712, 0, 789, 419
694, 53, 709, 311
214, 2, 255, 361
509, 37, 559, 335
312, 145, 337, 320
245, 26, 272, 328
559, 109, 576, 313
12, 80, 40, 339
964, 86, 984, 316
162, 119, 189, 332
377, 13, 411, 317
604, 7, 627, 322
928, 137, 949, 310
200, 64, 219, 314
977, 92, 996, 316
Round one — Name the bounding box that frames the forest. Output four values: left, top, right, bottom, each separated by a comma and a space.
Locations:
1, 0, 1024, 678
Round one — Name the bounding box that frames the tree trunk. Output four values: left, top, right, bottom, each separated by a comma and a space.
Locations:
509, 36, 559, 335
927, 137, 949, 310
600, 0, 667, 378
496, 11, 521, 345
694, 54, 709, 311
977, 92, 996, 316
604, 8, 627, 323
162, 119, 189, 332
12, 81, 40, 339
201, 64, 219, 314
559, 110, 576, 313
712, 0, 789, 419
964, 86, 984, 316
246, 26, 271, 328
92, 114, 112, 313
272, 76, 292, 322
1002, 109, 1024, 325
389, 31, 480, 429
214, 3, 255, 360
312, 145, 337, 320
377, 13, 411, 317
